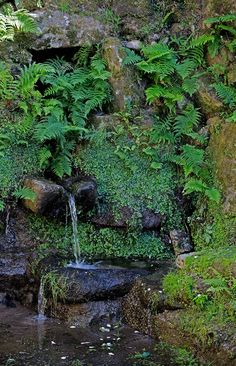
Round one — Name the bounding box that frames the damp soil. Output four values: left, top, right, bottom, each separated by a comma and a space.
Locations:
0, 303, 180, 366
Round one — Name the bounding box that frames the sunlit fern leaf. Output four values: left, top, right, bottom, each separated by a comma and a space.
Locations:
183, 178, 207, 195
73, 45, 93, 66
207, 36, 221, 58
180, 145, 205, 177
146, 85, 183, 104
227, 111, 236, 122
189, 34, 215, 48
0, 9, 37, 41
51, 152, 72, 177
216, 24, 236, 36
122, 48, 142, 66
17, 62, 47, 95
187, 46, 204, 66
13, 187, 36, 201
141, 42, 174, 61
205, 188, 221, 203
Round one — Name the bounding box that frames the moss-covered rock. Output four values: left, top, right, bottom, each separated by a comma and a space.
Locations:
208, 118, 236, 215
31, 10, 111, 50
102, 37, 145, 111
196, 77, 224, 118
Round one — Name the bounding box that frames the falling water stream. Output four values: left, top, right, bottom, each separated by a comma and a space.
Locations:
37, 279, 47, 320
68, 193, 81, 264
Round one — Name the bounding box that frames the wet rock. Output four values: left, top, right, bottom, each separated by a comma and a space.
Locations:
169, 230, 193, 256
71, 179, 97, 212
52, 299, 121, 326
23, 178, 66, 216
103, 37, 145, 111
31, 10, 111, 50
56, 267, 147, 303
62, 176, 97, 212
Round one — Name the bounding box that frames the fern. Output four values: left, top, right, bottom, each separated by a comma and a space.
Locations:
13, 187, 36, 201
38, 146, 52, 169
122, 48, 142, 66
212, 83, 236, 107
73, 45, 92, 67
0, 8, 37, 41
204, 14, 236, 25
188, 34, 215, 48
0, 199, 4, 211
174, 104, 201, 138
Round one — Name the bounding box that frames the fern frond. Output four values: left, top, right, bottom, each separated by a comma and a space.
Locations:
212, 82, 236, 107
204, 14, 236, 25
184, 178, 207, 194
73, 45, 92, 66
122, 48, 142, 66
180, 145, 204, 177
38, 146, 52, 168
189, 34, 215, 48
182, 77, 199, 96
51, 152, 72, 177
13, 187, 36, 201
216, 24, 236, 36
174, 104, 201, 137
175, 59, 196, 79
34, 116, 66, 142
141, 42, 174, 61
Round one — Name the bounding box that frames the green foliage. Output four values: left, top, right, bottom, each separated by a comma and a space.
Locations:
76, 126, 183, 230
0, 6, 37, 41
41, 270, 67, 309
13, 187, 36, 201
163, 247, 236, 345
28, 214, 171, 260
127, 37, 220, 202
102, 8, 121, 34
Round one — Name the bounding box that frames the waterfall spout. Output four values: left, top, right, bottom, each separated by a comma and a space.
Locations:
68, 193, 81, 264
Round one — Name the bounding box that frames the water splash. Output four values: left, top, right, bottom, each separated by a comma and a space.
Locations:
68, 193, 81, 264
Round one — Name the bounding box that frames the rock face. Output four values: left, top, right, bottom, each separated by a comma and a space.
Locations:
103, 37, 144, 111
23, 178, 66, 216
0, 209, 36, 304
169, 230, 193, 257
57, 267, 146, 303
196, 77, 224, 118
208, 118, 236, 216
71, 179, 97, 212
31, 10, 111, 50
92, 207, 163, 230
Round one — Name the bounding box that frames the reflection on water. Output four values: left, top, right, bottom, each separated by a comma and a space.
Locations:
0, 303, 177, 366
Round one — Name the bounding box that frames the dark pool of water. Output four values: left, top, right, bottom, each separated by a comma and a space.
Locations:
0, 303, 180, 366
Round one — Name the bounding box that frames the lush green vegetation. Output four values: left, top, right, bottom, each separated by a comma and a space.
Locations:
28, 214, 171, 259
163, 247, 236, 344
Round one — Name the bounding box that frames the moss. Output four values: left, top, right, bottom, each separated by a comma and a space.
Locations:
75, 128, 183, 230
162, 247, 236, 345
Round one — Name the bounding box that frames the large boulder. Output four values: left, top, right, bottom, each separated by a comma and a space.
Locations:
31, 10, 111, 50
103, 37, 145, 111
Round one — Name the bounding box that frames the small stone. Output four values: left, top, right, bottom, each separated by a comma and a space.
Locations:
51, 341, 56, 345
61, 356, 67, 360
122, 40, 142, 50
108, 353, 114, 356
70, 325, 76, 329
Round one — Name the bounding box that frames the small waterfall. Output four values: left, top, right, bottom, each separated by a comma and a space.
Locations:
68, 193, 81, 264
37, 279, 47, 320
